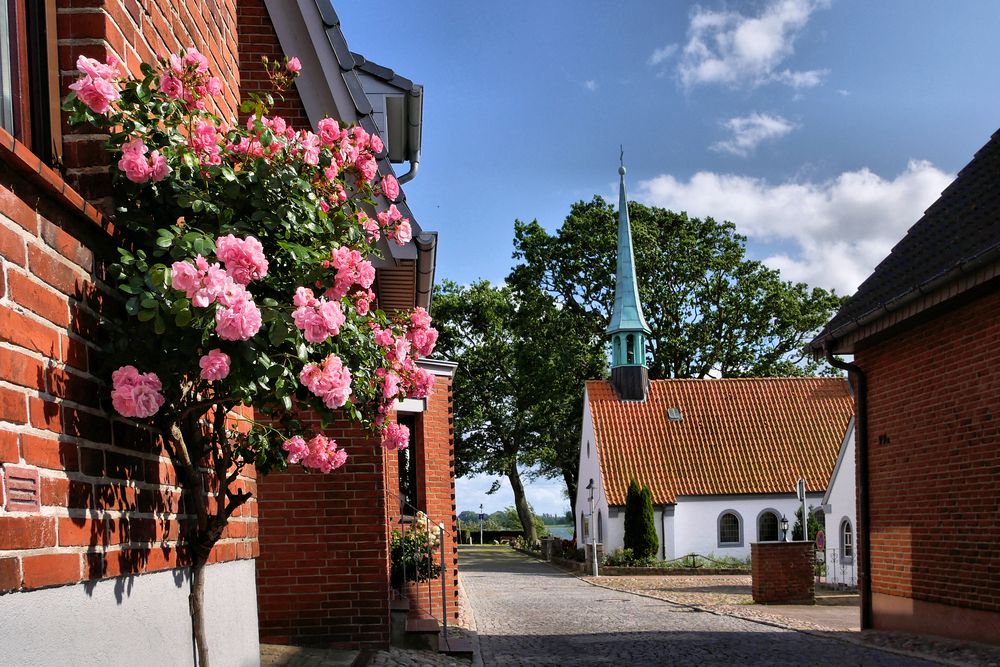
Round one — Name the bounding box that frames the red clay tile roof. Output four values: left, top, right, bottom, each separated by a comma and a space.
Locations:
588, 377, 853, 505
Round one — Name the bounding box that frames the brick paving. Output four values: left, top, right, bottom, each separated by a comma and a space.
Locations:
459, 547, 940, 667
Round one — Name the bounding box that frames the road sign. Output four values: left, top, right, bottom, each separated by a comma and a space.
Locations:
816, 530, 826, 551
478, 513, 486, 521
796, 479, 806, 502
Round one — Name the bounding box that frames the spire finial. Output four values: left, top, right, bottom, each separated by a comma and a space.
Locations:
619, 145, 625, 175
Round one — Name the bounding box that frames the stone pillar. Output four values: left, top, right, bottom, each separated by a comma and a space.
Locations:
751, 542, 816, 604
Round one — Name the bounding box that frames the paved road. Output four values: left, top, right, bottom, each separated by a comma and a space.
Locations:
459, 548, 936, 667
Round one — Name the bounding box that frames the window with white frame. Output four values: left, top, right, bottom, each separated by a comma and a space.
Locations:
840, 518, 854, 560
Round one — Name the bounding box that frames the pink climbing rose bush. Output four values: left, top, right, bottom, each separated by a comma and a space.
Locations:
63, 49, 435, 484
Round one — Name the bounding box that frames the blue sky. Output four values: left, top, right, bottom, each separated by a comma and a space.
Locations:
338, 0, 1000, 515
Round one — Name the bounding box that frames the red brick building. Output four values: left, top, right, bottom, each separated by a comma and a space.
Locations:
243, 1, 461, 651
810, 128, 1000, 644
0, 0, 457, 660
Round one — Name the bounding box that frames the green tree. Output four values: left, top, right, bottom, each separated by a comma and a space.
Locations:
433, 280, 542, 543
508, 198, 846, 515
511, 197, 845, 379
624, 480, 659, 559
792, 504, 825, 542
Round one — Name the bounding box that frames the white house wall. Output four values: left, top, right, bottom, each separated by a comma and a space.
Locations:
823, 421, 858, 586
576, 389, 610, 547
672, 494, 824, 560
0, 559, 259, 666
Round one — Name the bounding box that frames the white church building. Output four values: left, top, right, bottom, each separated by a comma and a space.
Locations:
821, 418, 858, 586
575, 161, 854, 561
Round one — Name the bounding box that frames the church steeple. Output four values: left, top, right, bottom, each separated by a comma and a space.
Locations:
607, 153, 650, 401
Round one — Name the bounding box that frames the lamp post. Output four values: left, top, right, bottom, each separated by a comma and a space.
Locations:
587, 478, 598, 576
780, 515, 789, 542
479, 503, 484, 546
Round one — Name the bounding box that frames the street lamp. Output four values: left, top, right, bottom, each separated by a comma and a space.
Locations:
586, 478, 598, 576
479, 503, 484, 546
780, 515, 789, 542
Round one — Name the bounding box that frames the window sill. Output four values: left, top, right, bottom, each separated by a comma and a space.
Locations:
0, 127, 110, 234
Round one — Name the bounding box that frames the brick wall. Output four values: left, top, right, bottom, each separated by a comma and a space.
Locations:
237, 0, 310, 127
0, 0, 256, 595
255, 418, 393, 648
751, 542, 815, 604
57, 0, 240, 199
856, 282, 1000, 620
388, 375, 460, 623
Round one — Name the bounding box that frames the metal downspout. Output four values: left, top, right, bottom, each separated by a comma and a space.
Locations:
826, 347, 873, 629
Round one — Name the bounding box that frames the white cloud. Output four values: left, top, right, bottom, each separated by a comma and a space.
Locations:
633, 160, 954, 294
677, 0, 830, 89
836, 89, 850, 96
711, 112, 797, 156
648, 43, 679, 66
583, 79, 599, 92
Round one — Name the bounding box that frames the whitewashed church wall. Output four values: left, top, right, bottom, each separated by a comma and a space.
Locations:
823, 422, 858, 586
672, 494, 825, 560
575, 390, 610, 548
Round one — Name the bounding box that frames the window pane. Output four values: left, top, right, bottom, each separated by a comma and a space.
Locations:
842, 521, 853, 557
720, 513, 740, 544
758, 512, 779, 541
0, 1, 13, 131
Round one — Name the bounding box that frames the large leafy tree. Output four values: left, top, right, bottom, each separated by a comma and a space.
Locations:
507, 197, 845, 511
510, 197, 845, 379
433, 280, 542, 543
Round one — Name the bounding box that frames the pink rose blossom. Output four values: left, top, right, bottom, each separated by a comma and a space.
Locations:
215, 235, 269, 284
286, 57, 302, 73
199, 349, 231, 381
282, 436, 309, 464
380, 174, 400, 202
381, 370, 401, 399
76, 54, 119, 80
118, 139, 152, 183
159, 73, 183, 99
299, 354, 352, 408
408, 367, 435, 399
292, 287, 345, 344
111, 365, 165, 418
369, 133, 384, 155
327, 246, 375, 300
298, 131, 321, 166
317, 117, 342, 144
355, 153, 378, 182
70, 75, 120, 114
150, 150, 171, 182
215, 298, 262, 341
381, 423, 410, 451
299, 434, 347, 473
393, 220, 413, 245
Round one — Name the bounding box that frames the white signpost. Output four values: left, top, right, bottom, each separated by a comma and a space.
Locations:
796, 478, 808, 542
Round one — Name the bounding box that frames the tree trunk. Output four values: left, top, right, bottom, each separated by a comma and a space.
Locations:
507, 466, 537, 544
190, 556, 209, 666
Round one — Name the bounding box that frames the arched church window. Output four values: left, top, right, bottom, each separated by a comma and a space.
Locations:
598, 510, 603, 544
626, 334, 635, 364
614, 336, 622, 365
757, 511, 779, 542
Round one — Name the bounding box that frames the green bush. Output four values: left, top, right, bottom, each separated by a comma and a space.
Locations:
623, 478, 659, 559
390, 528, 441, 589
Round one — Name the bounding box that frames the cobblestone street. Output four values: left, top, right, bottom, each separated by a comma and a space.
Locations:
459, 547, 939, 667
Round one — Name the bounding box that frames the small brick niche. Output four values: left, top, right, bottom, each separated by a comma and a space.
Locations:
751, 541, 815, 604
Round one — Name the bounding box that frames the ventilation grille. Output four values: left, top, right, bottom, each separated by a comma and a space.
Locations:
3, 465, 40, 512
667, 407, 683, 422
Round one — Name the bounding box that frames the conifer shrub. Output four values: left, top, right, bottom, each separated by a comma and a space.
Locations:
623, 479, 659, 559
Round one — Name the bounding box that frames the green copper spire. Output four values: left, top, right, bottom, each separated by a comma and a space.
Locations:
607, 153, 650, 370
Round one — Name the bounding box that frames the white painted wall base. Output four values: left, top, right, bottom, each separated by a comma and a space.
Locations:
0, 559, 260, 667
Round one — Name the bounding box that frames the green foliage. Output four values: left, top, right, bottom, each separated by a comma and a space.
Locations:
623, 479, 658, 559
390, 529, 442, 588
510, 197, 846, 379
792, 504, 825, 542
